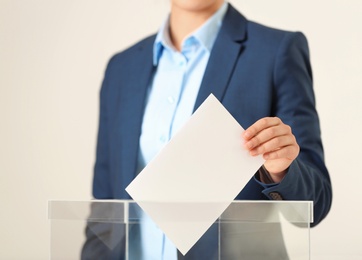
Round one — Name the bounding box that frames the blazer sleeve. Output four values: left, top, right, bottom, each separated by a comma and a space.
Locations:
92, 57, 114, 199
258, 32, 332, 226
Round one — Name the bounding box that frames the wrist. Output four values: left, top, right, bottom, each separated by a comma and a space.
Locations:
260, 165, 287, 183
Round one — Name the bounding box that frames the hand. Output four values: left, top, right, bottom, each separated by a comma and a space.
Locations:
242, 117, 300, 182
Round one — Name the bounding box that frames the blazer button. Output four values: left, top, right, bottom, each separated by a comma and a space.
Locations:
269, 192, 283, 200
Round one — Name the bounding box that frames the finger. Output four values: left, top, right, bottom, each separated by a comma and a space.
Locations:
263, 144, 300, 160
244, 124, 292, 150
243, 117, 282, 140
249, 134, 296, 156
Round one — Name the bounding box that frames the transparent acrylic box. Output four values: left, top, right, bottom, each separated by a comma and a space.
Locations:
48, 200, 313, 260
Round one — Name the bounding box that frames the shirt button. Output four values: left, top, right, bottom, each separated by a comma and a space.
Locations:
159, 135, 167, 143
167, 96, 175, 104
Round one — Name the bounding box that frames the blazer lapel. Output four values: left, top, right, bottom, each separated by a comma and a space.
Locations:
117, 37, 156, 192
194, 4, 248, 110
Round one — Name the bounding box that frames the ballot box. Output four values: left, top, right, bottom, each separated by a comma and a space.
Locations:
48, 200, 312, 260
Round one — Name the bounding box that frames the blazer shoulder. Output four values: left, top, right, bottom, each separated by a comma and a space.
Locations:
107, 34, 156, 67
247, 20, 308, 47
224, 4, 308, 48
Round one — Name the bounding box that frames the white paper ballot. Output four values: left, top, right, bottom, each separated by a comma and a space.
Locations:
126, 94, 265, 255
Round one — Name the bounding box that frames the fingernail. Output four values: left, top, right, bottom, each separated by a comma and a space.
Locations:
250, 150, 257, 156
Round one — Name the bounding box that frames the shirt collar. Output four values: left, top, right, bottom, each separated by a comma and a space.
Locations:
153, 1, 228, 66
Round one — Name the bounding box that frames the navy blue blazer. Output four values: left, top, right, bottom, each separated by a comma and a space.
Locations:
92, 4, 331, 228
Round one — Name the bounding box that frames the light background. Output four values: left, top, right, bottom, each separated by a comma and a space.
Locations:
0, 0, 361, 259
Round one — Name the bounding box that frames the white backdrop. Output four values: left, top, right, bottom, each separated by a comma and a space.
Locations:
1, 1, 361, 259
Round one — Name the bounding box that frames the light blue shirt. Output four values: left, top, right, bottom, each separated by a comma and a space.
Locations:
137, 2, 228, 259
